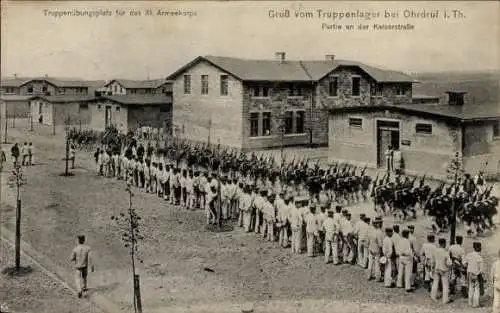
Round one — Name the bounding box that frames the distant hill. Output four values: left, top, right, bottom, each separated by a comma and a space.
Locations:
412, 71, 500, 104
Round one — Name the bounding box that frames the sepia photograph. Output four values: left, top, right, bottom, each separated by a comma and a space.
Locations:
0, 1, 499, 313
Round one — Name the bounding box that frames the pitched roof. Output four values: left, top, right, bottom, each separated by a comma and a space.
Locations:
167, 55, 415, 83
105, 79, 170, 89
100, 94, 172, 105
1, 77, 105, 88
29, 95, 96, 103
329, 103, 500, 122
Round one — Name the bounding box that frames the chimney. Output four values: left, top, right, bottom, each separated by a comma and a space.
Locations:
13, 73, 17, 78
446, 91, 467, 106
325, 54, 336, 61
275, 52, 286, 63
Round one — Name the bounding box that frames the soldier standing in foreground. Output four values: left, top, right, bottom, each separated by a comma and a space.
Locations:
70, 235, 94, 298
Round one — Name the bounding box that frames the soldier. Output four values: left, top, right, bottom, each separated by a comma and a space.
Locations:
315, 205, 327, 254
276, 192, 289, 248
323, 210, 336, 264
253, 190, 265, 234
199, 171, 208, 209
151, 162, 158, 194
354, 213, 367, 266
491, 249, 500, 313
463, 242, 484, 308
420, 234, 437, 291
143, 160, 151, 192
305, 204, 318, 257
392, 225, 401, 274
180, 169, 187, 207
367, 218, 384, 281
342, 212, 355, 264
449, 235, 466, 296
382, 228, 395, 288
21, 142, 28, 166
262, 193, 275, 241
431, 238, 452, 304
28, 142, 34, 166
157, 163, 165, 197
240, 186, 253, 232
332, 206, 344, 265
397, 229, 414, 292
193, 171, 201, 208
206, 185, 218, 225
356, 216, 370, 268
474, 171, 486, 194
185, 170, 194, 210
289, 197, 303, 254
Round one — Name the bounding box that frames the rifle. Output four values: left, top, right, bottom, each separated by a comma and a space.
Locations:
419, 174, 426, 189
360, 165, 367, 177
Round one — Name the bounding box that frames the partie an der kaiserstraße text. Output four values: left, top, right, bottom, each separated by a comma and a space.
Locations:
267, 8, 466, 31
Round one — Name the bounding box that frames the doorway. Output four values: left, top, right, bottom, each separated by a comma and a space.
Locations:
105, 105, 112, 128
376, 120, 400, 167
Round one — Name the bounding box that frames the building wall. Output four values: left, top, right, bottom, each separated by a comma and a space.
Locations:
20, 81, 57, 96
0, 87, 21, 95
462, 122, 500, 176
172, 60, 243, 147
30, 99, 53, 125
328, 111, 461, 179
316, 67, 412, 108
106, 81, 127, 95
55, 87, 89, 96
241, 82, 324, 150
3, 100, 30, 117
128, 105, 172, 132
371, 83, 413, 106
89, 100, 129, 133
317, 67, 372, 109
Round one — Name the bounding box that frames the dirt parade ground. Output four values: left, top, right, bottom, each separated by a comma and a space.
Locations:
0, 120, 498, 313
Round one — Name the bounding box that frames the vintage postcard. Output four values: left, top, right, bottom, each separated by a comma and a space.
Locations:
0, 1, 499, 313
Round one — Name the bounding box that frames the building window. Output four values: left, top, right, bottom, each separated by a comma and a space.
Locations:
201, 75, 209, 95
38, 103, 43, 114
252, 87, 269, 98
183, 75, 191, 94
328, 76, 338, 97
220, 75, 229, 96
375, 84, 383, 97
289, 84, 303, 97
493, 121, 500, 138
97, 104, 102, 110
352, 77, 360, 96
116, 106, 120, 111
262, 112, 271, 136
130, 89, 137, 94
396, 86, 405, 96
284, 111, 293, 134
349, 118, 363, 128
415, 123, 432, 135
296, 111, 305, 133
79, 103, 89, 110
114, 85, 118, 93
250, 113, 259, 137
27, 85, 33, 94
160, 105, 170, 113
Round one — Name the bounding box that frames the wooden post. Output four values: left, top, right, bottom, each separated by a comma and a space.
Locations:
450, 170, 458, 245
134, 274, 143, 313
52, 105, 56, 136
3, 107, 7, 143
15, 199, 21, 270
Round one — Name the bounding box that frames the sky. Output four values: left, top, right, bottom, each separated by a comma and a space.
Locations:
1, 1, 499, 80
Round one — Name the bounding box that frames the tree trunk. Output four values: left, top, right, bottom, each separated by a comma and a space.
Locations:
15, 198, 21, 270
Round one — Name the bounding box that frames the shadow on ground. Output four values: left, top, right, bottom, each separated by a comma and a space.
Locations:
2, 265, 34, 277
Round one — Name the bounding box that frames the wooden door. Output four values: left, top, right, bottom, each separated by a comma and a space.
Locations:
377, 129, 392, 167
105, 106, 112, 128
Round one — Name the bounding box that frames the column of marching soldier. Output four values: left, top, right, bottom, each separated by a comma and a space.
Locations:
89, 138, 496, 309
